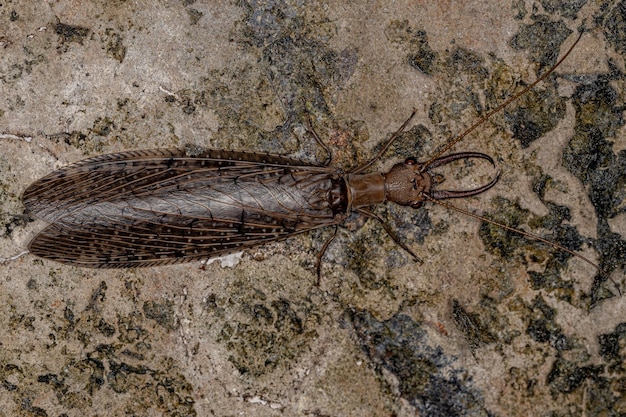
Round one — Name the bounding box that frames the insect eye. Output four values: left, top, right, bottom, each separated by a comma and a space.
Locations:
405, 157, 417, 165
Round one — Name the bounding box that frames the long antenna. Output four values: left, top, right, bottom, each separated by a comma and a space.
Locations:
420, 29, 584, 172
423, 194, 620, 295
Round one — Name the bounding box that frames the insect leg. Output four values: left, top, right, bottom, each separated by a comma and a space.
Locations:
315, 225, 338, 285
355, 208, 423, 264
303, 106, 333, 166
352, 109, 417, 174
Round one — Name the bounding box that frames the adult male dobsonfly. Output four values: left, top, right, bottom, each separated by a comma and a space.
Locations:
22, 132, 497, 271
21, 30, 613, 288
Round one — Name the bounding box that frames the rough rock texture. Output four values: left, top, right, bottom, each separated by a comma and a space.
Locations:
1, 1, 625, 416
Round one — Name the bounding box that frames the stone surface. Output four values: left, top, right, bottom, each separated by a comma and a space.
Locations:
1, 1, 625, 416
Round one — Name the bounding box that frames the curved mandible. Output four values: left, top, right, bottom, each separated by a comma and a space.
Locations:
426, 152, 501, 200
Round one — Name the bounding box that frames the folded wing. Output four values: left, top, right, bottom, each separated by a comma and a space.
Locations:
24, 148, 340, 267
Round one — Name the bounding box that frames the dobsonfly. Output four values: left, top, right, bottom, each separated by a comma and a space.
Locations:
21, 30, 614, 289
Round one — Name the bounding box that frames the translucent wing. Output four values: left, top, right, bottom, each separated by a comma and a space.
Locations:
23, 148, 340, 268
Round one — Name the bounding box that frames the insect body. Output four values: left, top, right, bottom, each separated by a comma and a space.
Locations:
23, 30, 605, 282
22, 147, 496, 268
